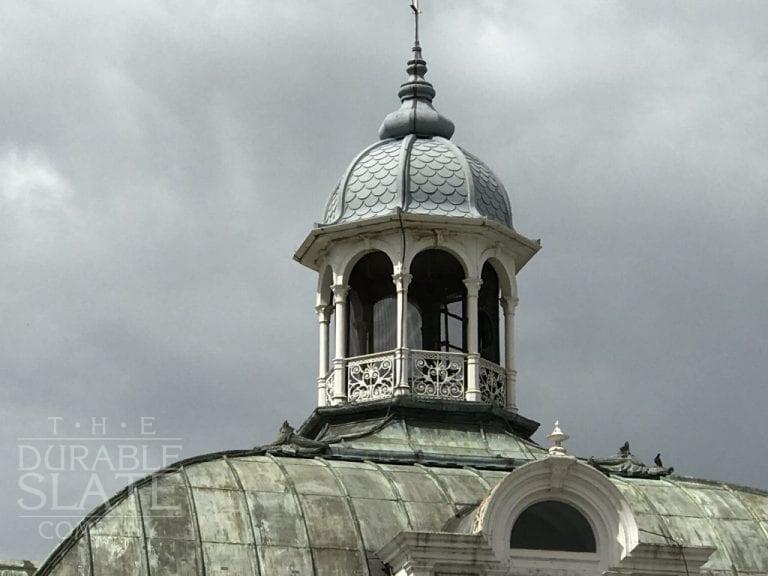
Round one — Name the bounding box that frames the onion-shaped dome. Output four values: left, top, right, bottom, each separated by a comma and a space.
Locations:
322, 44, 514, 229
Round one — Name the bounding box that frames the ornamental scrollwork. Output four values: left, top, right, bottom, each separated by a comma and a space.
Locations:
324, 371, 335, 406
347, 354, 395, 403
411, 352, 464, 400
479, 360, 506, 408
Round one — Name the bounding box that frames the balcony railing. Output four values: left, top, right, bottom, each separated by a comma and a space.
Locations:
478, 357, 507, 408
346, 350, 396, 402
322, 349, 508, 408
410, 350, 466, 401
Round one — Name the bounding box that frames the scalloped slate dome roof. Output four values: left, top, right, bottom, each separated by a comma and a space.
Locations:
321, 42, 514, 229
322, 137, 513, 227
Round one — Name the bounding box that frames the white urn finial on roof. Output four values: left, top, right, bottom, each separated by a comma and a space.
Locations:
547, 420, 569, 456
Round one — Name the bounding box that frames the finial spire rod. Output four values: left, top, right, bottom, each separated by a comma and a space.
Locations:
410, 0, 421, 51
378, 0, 454, 140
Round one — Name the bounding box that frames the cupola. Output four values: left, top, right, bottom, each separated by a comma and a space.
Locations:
295, 17, 540, 412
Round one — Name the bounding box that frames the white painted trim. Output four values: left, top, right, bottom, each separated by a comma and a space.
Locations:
474, 455, 640, 570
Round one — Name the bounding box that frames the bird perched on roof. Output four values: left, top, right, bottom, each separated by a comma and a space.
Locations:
619, 441, 630, 457
654, 453, 664, 467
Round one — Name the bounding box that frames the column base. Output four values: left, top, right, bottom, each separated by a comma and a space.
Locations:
465, 354, 481, 402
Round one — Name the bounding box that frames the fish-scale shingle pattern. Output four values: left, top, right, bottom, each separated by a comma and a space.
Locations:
322, 136, 513, 228
323, 181, 341, 223
462, 148, 513, 228
407, 139, 469, 216
337, 140, 401, 223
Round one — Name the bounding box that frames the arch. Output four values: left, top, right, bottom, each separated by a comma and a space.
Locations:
474, 456, 639, 569
404, 241, 471, 279
478, 251, 516, 298
339, 240, 399, 286
316, 263, 335, 307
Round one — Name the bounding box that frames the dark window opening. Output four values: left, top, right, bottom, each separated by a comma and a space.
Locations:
478, 262, 500, 363
409, 249, 466, 352
510, 501, 596, 553
348, 252, 396, 355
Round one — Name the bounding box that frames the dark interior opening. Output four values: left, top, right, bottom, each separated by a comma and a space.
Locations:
409, 249, 465, 352
510, 501, 597, 553
478, 262, 500, 363
348, 251, 396, 356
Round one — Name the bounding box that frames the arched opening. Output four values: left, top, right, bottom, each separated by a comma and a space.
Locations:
347, 251, 397, 355
510, 501, 597, 553
409, 249, 465, 352
478, 262, 500, 363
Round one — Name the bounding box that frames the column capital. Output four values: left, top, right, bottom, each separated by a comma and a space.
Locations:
331, 283, 350, 303
462, 277, 483, 296
501, 296, 519, 314
314, 303, 331, 321
392, 272, 413, 292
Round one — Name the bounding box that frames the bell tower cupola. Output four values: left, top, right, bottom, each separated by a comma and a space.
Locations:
294, 3, 540, 412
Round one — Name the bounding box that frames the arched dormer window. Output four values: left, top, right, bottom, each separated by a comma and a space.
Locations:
510, 501, 596, 553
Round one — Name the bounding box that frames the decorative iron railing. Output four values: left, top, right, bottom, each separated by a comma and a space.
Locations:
346, 351, 396, 403
478, 358, 507, 408
336, 350, 506, 406
324, 369, 335, 406
409, 350, 465, 400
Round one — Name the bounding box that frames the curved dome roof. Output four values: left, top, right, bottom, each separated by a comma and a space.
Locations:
321, 41, 514, 229
32, 402, 768, 576
322, 136, 513, 228
35, 452, 768, 576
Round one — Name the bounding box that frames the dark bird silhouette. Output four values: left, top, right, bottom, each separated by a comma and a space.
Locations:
619, 441, 630, 457
654, 453, 664, 467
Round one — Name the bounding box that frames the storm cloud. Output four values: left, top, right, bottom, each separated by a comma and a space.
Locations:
1, 0, 767, 559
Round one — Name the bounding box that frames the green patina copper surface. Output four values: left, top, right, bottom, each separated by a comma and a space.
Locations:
32, 402, 768, 576
0, 561, 37, 576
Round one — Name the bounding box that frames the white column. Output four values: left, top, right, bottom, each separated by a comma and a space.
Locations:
315, 303, 331, 406
463, 277, 482, 402
501, 296, 519, 411
393, 271, 413, 396
331, 284, 350, 405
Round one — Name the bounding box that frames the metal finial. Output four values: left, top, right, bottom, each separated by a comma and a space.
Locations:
378, 0, 455, 140
547, 420, 570, 456
410, 0, 421, 49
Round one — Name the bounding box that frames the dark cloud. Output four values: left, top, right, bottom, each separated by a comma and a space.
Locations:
1, 0, 767, 559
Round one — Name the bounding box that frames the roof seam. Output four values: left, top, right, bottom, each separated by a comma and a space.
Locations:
265, 454, 320, 576
414, 463, 460, 516
335, 140, 390, 225
365, 460, 415, 531
85, 523, 95, 576
179, 465, 207, 576
314, 457, 373, 576
612, 476, 675, 543
461, 466, 492, 491
223, 455, 264, 576
439, 137, 478, 218
132, 485, 151, 576
674, 479, 738, 575
721, 483, 768, 553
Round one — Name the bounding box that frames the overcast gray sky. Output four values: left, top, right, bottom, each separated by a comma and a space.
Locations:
2, 0, 767, 560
